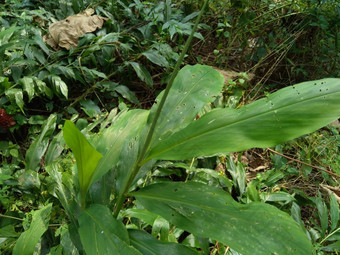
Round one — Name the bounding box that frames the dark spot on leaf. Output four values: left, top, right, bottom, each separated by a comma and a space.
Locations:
174, 189, 178, 192
171, 214, 174, 216
319, 89, 322, 92
292, 86, 295, 89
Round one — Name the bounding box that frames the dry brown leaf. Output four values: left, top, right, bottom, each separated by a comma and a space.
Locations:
213, 67, 255, 85
44, 8, 107, 50
320, 184, 340, 204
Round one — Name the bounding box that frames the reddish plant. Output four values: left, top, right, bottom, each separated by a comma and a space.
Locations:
0, 109, 16, 128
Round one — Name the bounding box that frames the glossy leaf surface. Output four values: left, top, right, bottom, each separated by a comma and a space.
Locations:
149, 64, 224, 145
78, 204, 141, 255
93, 109, 148, 182
128, 229, 198, 255
133, 182, 314, 255
63, 120, 103, 200
148, 78, 340, 160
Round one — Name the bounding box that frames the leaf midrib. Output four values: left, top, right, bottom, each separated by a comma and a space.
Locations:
149, 84, 340, 159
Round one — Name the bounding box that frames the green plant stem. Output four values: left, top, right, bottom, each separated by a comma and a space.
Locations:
0, 213, 23, 221
113, 0, 210, 218
319, 227, 340, 245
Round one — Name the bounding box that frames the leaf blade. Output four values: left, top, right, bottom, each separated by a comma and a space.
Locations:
149, 65, 224, 145
148, 78, 340, 160
128, 229, 198, 255
78, 204, 141, 255
63, 120, 103, 199
132, 182, 314, 255
13, 204, 52, 255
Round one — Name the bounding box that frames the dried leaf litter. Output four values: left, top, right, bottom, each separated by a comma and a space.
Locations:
44, 9, 107, 50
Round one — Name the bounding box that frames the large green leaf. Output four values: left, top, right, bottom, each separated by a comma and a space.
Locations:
132, 182, 314, 255
78, 204, 141, 255
92, 109, 148, 181
128, 229, 198, 255
25, 114, 57, 171
149, 65, 224, 145
13, 204, 52, 255
147, 78, 340, 160
63, 120, 103, 202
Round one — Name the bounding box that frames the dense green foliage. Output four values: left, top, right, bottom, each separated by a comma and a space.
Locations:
0, 0, 340, 254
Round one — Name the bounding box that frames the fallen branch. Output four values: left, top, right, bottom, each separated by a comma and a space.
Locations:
267, 148, 340, 178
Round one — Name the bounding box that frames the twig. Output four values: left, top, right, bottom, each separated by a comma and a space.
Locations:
267, 148, 340, 178
0, 213, 23, 221
92, 0, 106, 10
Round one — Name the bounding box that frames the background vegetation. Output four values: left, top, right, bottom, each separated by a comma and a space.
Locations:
0, 0, 339, 254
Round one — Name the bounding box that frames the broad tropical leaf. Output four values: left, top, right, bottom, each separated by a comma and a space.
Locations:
149, 64, 224, 145
63, 120, 103, 201
13, 204, 52, 255
147, 78, 340, 160
92, 109, 148, 180
78, 204, 141, 255
132, 182, 314, 255
128, 229, 198, 255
